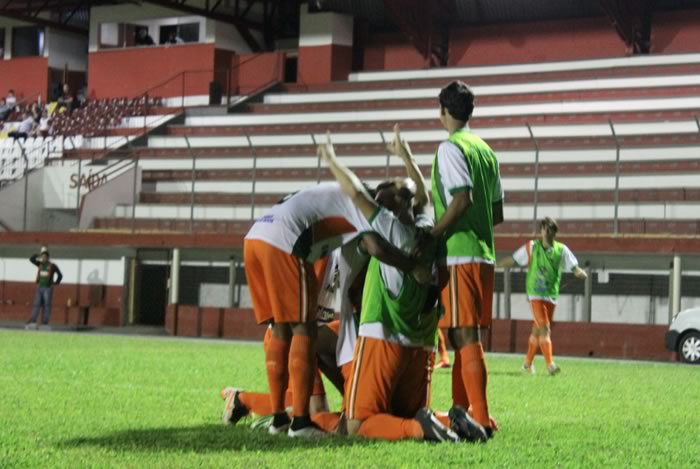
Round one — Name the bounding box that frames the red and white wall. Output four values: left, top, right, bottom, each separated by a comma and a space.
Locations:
297, 6, 353, 85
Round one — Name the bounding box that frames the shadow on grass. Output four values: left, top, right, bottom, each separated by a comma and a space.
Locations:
61, 424, 370, 454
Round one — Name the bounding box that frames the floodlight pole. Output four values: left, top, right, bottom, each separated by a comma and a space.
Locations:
246, 134, 258, 222
526, 123, 539, 232
609, 120, 621, 235
311, 133, 321, 183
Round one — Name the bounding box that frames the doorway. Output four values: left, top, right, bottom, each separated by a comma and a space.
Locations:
136, 264, 169, 325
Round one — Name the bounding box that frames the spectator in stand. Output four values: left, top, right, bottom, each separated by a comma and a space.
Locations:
165, 31, 184, 45
56, 84, 76, 113
6, 89, 17, 106
31, 100, 43, 124
37, 110, 51, 137
0, 97, 11, 121
8, 112, 34, 141
26, 247, 63, 328
135, 27, 155, 46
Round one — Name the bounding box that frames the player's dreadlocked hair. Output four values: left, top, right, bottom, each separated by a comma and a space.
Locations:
438, 80, 475, 122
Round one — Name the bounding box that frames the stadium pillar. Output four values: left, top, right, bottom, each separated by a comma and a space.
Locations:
670, 255, 682, 323
583, 266, 593, 322
503, 267, 512, 320
169, 248, 181, 305
297, 6, 354, 85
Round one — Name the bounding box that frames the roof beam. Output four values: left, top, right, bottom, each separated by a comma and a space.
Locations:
0, 9, 88, 35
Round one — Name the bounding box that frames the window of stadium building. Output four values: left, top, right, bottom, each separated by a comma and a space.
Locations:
0, 29, 5, 59
159, 23, 199, 45
11, 26, 44, 57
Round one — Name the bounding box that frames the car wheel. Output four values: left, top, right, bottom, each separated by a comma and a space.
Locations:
678, 332, 700, 364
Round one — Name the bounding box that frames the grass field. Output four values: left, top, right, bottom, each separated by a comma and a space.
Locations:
1, 329, 698, 468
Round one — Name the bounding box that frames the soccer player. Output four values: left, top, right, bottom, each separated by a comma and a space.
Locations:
426, 81, 504, 437
243, 174, 429, 437
496, 217, 587, 375
319, 130, 487, 443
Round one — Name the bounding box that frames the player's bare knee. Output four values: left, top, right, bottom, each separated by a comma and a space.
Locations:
346, 418, 362, 436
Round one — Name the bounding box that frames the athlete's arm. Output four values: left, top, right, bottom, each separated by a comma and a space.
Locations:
573, 266, 588, 279
386, 124, 429, 211
361, 233, 432, 284
318, 132, 378, 220
430, 190, 472, 238
495, 256, 516, 269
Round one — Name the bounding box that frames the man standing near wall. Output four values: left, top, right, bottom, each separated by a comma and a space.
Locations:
496, 217, 587, 375
27, 247, 63, 328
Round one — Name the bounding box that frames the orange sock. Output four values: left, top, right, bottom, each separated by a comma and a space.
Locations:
289, 334, 317, 418
265, 335, 291, 414
358, 414, 423, 441
437, 330, 450, 364
238, 391, 273, 416
525, 334, 539, 365
451, 348, 469, 408
539, 335, 554, 366
311, 411, 341, 433
459, 343, 490, 428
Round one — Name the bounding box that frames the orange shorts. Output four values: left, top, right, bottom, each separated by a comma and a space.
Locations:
345, 336, 433, 421
530, 299, 556, 328
244, 239, 318, 324
438, 263, 495, 329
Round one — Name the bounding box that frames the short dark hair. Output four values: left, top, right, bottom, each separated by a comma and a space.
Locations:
540, 217, 559, 236
41, 251, 50, 257
438, 80, 475, 122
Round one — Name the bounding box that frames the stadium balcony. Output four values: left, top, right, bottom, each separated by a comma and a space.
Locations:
65, 52, 700, 237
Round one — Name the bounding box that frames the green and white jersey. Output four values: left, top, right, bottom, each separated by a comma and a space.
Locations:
431, 128, 503, 266
359, 208, 438, 348
512, 240, 579, 304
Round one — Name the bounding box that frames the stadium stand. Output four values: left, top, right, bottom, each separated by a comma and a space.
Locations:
80, 53, 700, 236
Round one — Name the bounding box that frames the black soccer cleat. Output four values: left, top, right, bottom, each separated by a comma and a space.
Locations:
448, 406, 489, 443
415, 408, 460, 443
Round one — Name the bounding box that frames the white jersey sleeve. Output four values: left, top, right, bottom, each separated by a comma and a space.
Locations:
511, 241, 531, 267
437, 141, 472, 199
560, 244, 579, 272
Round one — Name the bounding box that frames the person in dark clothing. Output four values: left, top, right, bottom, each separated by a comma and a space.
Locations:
135, 27, 155, 46
27, 249, 63, 327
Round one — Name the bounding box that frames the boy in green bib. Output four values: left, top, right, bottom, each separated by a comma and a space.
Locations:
497, 217, 587, 374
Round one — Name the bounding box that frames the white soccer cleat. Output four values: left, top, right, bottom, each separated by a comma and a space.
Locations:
287, 424, 327, 438
522, 363, 535, 374
547, 363, 561, 376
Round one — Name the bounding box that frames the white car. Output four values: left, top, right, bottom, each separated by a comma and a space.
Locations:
666, 307, 700, 364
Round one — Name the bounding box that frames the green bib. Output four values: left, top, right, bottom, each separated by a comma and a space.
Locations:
526, 240, 564, 299
38, 263, 52, 288
431, 129, 500, 261
360, 257, 438, 347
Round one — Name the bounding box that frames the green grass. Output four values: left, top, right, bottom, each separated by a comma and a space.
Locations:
1, 330, 698, 468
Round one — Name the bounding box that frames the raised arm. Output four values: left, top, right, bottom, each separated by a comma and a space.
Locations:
495, 255, 516, 269
318, 132, 378, 220
386, 124, 429, 211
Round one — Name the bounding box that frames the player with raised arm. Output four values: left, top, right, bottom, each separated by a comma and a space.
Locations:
496, 217, 587, 375
318, 129, 487, 443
